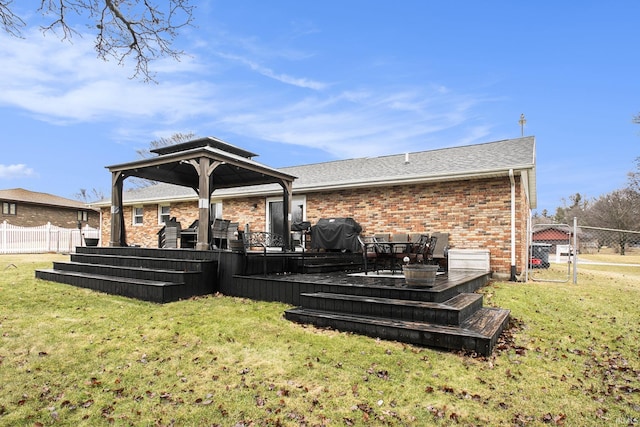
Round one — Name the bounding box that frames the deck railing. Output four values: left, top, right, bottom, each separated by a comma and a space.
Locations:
0, 221, 101, 254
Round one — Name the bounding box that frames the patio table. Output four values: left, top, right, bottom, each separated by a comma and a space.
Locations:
363, 241, 413, 274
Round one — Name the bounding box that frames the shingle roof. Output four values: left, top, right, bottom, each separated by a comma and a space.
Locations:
92, 136, 536, 206
279, 136, 535, 188
0, 188, 94, 210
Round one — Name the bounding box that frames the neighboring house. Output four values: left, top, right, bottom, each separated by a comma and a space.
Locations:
532, 225, 572, 247
0, 188, 99, 228
92, 136, 536, 278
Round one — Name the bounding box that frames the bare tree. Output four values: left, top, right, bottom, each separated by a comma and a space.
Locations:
629, 157, 640, 195
136, 131, 196, 158
129, 131, 197, 188
0, 0, 195, 81
584, 188, 640, 255
74, 187, 106, 202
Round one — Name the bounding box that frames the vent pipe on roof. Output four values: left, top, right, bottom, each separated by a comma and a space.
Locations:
404, 153, 409, 164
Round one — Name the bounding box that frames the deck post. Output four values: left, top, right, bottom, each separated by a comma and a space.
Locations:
280, 180, 293, 250
193, 157, 222, 251
110, 171, 126, 246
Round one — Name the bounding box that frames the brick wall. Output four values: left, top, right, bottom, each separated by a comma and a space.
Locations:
297, 177, 526, 274
2, 202, 100, 228
100, 175, 530, 275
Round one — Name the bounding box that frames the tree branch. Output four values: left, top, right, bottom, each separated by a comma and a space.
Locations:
6, 1, 195, 82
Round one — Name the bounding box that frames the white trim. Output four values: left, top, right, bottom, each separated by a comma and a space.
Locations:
158, 204, 171, 225
132, 206, 144, 226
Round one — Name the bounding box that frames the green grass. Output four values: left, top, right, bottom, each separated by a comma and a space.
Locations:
1, 254, 638, 426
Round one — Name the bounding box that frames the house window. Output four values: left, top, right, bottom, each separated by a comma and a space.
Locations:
77, 210, 88, 221
133, 206, 144, 225
159, 205, 171, 224
2, 202, 16, 215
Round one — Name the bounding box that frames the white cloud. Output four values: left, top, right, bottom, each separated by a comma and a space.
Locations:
217, 52, 328, 90
0, 27, 492, 161
0, 29, 216, 124
215, 87, 489, 158
0, 164, 35, 179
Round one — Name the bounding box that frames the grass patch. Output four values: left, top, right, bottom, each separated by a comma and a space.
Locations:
1, 254, 639, 426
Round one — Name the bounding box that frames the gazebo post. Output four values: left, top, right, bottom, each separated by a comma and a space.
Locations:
193, 158, 222, 251
281, 180, 293, 250
110, 171, 126, 247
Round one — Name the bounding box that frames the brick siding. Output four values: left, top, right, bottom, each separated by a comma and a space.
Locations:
1, 202, 99, 229
100, 176, 529, 275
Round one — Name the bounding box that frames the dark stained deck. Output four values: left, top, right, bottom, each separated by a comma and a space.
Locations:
35, 247, 509, 355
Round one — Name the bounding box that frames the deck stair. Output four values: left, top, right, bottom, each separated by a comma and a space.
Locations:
35, 247, 218, 303
284, 271, 509, 355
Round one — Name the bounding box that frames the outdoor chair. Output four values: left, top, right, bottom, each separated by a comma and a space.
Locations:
374, 233, 390, 242
358, 235, 382, 274
391, 233, 411, 273
430, 232, 449, 268
158, 217, 181, 248
423, 236, 439, 264
410, 233, 424, 245
227, 222, 239, 242
210, 218, 231, 249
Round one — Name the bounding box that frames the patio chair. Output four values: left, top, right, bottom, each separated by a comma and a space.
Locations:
406, 234, 430, 264
158, 217, 181, 248
358, 235, 382, 274
430, 232, 449, 267
210, 219, 231, 249
423, 235, 439, 264
227, 222, 239, 242
391, 233, 411, 273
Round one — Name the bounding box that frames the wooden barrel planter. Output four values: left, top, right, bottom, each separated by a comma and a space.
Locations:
402, 264, 439, 287
84, 238, 100, 247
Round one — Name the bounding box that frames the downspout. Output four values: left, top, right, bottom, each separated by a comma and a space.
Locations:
509, 169, 517, 281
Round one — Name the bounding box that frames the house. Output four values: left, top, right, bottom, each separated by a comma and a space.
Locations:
91, 136, 536, 279
0, 188, 99, 228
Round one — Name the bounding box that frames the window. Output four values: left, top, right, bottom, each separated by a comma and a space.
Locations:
133, 206, 144, 225
159, 205, 171, 224
77, 210, 88, 221
2, 202, 16, 215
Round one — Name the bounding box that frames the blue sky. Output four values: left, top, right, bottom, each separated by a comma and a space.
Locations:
1, 1, 638, 214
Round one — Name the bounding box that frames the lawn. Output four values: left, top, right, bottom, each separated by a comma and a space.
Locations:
0, 254, 638, 426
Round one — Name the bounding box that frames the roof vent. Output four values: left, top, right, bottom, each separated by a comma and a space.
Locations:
404, 153, 410, 164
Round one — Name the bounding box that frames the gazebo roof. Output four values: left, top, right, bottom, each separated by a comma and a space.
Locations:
106, 136, 296, 191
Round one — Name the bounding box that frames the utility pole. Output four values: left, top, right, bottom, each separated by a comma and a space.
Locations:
519, 113, 527, 136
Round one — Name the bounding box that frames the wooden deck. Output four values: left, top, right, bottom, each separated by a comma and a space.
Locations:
35, 247, 509, 355
232, 270, 508, 355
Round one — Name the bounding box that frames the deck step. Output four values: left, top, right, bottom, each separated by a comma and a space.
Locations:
53, 261, 200, 283
299, 292, 483, 325
71, 253, 210, 272
284, 306, 510, 356
36, 269, 189, 303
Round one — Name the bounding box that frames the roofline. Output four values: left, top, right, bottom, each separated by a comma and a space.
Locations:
1, 196, 98, 211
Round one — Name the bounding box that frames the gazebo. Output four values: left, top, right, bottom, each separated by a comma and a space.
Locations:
106, 137, 297, 250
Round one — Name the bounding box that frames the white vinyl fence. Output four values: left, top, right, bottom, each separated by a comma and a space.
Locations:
0, 221, 101, 254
